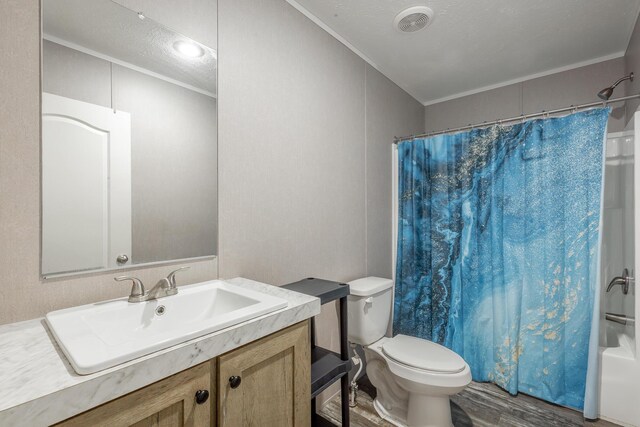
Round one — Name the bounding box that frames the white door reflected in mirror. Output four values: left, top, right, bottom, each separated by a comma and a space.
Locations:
42, 93, 132, 275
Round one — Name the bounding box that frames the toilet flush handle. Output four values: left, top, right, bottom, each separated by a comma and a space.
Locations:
365, 297, 373, 305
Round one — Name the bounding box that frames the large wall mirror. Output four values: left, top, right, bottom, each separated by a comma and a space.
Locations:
41, 0, 217, 277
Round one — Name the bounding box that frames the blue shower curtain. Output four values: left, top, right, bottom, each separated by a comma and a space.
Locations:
394, 109, 609, 417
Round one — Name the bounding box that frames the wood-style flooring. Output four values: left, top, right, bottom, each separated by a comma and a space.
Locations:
320, 376, 621, 427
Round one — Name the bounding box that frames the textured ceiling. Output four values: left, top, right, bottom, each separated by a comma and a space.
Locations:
289, 0, 640, 105
111, 0, 217, 49
43, 0, 216, 95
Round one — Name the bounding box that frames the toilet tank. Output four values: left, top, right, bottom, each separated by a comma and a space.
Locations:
347, 277, 394, 346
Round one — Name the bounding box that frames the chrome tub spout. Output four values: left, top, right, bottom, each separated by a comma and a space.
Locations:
605, 313, 636, 326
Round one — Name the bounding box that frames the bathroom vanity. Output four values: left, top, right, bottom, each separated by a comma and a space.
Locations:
0, 278, 320, 426
56, 321, 309, 426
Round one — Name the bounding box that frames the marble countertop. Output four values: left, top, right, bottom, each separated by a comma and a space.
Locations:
0, 277, 320, 426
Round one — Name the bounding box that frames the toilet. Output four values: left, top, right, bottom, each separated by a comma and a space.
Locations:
347, 277, 471, 427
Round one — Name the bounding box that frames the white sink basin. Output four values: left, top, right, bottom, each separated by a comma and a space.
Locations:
45, 280, 288, 375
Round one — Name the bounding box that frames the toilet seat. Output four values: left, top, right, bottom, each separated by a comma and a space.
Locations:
381, 334, 466, 374
366, 336, 471, 390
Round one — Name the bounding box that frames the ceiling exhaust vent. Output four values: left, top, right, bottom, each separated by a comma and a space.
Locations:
394, 6, 434, 33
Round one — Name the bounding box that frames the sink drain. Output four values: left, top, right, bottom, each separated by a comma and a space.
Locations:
155, 305, 166, 316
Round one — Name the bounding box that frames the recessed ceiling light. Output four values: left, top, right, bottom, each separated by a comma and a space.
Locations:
173, 41, 204, 58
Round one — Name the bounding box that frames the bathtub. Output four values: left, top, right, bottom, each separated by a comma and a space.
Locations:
599, 126, 639, 427
600, 324, 638, 426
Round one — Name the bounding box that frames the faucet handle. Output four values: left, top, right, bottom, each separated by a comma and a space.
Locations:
166, 266, 190, 288
115, 276, 146, 302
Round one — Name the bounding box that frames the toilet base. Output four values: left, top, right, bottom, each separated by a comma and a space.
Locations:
373, 395, 453, 427
372, 397, 405, 427
407, 392, 453, 427
373, 394, 453, 427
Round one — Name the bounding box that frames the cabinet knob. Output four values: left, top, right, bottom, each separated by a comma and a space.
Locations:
229, 375, 242, 389
195, 389, 209, 404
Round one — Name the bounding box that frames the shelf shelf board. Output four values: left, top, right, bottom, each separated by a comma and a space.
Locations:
312, 413, 338, 427
282, 278, 349, 304
311, 346, 351, 398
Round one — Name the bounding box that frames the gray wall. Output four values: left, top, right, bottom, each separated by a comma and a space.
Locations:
43, 40, 218, 264
217, 0, 423, 404
625, 14, 640, 121
218, 0, 422, 287
0, 0, 218, 326
365, 65, 424, 277
424, 58, 628, 134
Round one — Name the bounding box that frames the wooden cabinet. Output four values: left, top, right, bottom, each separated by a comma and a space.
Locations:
55, 321, 310, 427
55, 361, 213, 427
217, 321, 310, 427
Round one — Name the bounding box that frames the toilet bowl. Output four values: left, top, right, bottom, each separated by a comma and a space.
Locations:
347, 277, 472, 427
364, 336, 471, 427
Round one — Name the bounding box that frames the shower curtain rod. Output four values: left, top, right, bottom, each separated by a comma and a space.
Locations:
393, 93, 640, 143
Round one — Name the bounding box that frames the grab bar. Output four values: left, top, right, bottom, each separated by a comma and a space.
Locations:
605, 312, 636, 326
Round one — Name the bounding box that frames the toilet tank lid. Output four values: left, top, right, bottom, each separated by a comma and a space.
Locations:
348, 277, 393, 296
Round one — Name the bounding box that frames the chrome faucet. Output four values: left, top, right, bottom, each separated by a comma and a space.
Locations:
606, 268, 632, 295
115, 266, 190, 303
114, 276, 147, 303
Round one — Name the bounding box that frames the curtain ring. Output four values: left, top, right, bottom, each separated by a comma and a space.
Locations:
520, 114, 525, 124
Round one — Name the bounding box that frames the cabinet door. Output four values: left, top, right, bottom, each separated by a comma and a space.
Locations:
218, 321, 310, 427
55, 361, 213, 427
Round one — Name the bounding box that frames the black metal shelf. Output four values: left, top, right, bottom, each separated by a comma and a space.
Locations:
283, 278, 351, 427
